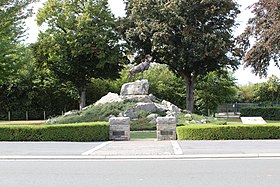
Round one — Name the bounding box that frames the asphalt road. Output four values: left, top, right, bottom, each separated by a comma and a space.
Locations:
1, 158, 280, 187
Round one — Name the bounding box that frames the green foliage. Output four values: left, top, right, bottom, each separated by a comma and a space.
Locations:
0, 0, 36, 83
131, 118, 156, 131
46, 102, 136, 124
237, 0, 280, 77
0, 57, 78, 120
121, 0, 240, 111
86, 78, 119, 104
254, 75, 280, 105
236, 83, 258, 103
34, 0, 127, 108
177, 124, 280, 140
144, 65, 185, 108
240, 107, 280, 120
0, 122, 109, 141
195, 70, 237, 115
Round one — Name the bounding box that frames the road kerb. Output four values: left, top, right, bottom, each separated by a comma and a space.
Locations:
1, 153, 280, 160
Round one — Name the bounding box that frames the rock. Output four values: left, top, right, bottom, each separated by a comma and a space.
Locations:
156, 116, 177, 124
162, 100, 181, 113
147, 113, 159, 124
121, 95, 152, 103
148, 94, 160, 102
123, 102, 157, 119
154, 103, 168, 112
185, 114, 192, 118
120, 79, 149, 96
94, 92, 123, 106
200, 119, 209, 124
109, 117, 130, 125
63, 110, 80, 117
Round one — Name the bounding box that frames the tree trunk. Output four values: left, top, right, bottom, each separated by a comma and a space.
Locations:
79, 87, 86, 110
184, 74, 196, 113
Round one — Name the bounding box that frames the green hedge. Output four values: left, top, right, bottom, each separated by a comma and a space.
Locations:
240, 107, 280, 120
0, 122, 109, 141
176, 124, 280, 140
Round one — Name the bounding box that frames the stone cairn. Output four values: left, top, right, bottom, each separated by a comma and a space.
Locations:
95, 79, 181, 141
156, 116, 177, 141
109, 117, 130, 141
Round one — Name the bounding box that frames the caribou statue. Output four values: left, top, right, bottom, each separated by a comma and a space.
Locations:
128, 54, 153, 79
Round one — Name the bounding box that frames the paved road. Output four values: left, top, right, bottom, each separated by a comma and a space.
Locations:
0, 158, 280, 187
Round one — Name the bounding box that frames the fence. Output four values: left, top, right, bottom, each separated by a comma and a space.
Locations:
217, 103, 280, 114
0, 111, 65, 121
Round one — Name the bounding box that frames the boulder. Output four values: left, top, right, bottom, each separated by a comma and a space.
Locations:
120, 79, 149, 96
161, 100, 181, 113
94, 92, 123, 106
122, 102, 157, 119
147, 113, 159, 124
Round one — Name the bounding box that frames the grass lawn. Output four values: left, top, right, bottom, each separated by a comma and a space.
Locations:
0, 120, 45, 125
131, 131, 157, 139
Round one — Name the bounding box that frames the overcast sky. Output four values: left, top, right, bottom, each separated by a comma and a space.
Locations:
25, 0, 280, 85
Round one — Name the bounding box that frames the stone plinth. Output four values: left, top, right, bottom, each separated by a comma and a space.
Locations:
120, 79, 149, 96
156, 117, 176, 141
109, 117, 130, 141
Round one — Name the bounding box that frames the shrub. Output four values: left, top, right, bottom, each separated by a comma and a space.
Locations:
0, 122, 109, 141
240, 107, 280, 120
176, 124, 280, 140
130, 118, 156, 131
47, 102, 135, 124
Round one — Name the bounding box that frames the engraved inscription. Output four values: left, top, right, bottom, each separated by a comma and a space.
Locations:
113, 131, 125, 136
160, 130, 173, 136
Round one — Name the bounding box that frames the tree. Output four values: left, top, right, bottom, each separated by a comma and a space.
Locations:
236, 83, 257, 103
237, 0, 280, 77
254, 75, 280, 105
195, 70, 237, 116
35, 0, 126, 110
0, 0, 36, 83
121, 0, 240, 112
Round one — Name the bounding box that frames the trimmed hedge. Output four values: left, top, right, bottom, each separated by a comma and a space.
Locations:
0, 122, 109, 141
240, 107, 280, 120
176, 124, 280, 140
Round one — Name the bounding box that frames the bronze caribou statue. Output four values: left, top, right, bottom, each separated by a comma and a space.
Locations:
128, 54, 153, 79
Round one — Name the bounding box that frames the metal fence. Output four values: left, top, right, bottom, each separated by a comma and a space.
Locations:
0, 111, 65, 121
217, 103, 280, 114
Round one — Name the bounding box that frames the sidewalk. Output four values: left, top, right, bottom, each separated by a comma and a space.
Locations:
82, 140, 280, 159
1, 140, 280, 159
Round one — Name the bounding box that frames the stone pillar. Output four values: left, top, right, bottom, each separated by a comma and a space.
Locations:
156, 116, 176, 141
109, 117, 130, 141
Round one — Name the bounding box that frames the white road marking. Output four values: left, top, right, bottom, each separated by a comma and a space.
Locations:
171, 141, 183, 155
81, 141, 112, 156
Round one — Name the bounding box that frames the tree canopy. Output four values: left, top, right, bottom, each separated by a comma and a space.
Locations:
237, 0, 280, 77
195, 70, 237, 115
34, 0, 126, 109
121, 0, 240, 112
0, 0, 36, 83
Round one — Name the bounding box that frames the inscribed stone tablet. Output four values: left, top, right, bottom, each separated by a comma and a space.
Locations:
240, 117, 267, 124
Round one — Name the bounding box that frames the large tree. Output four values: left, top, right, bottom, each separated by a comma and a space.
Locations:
195, 70, 237, 116
237, 0, 280, 77
0, 0, 36, 83
254, 75, 280, 105
121, 0, 240, 112
35, 0, 126, 110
